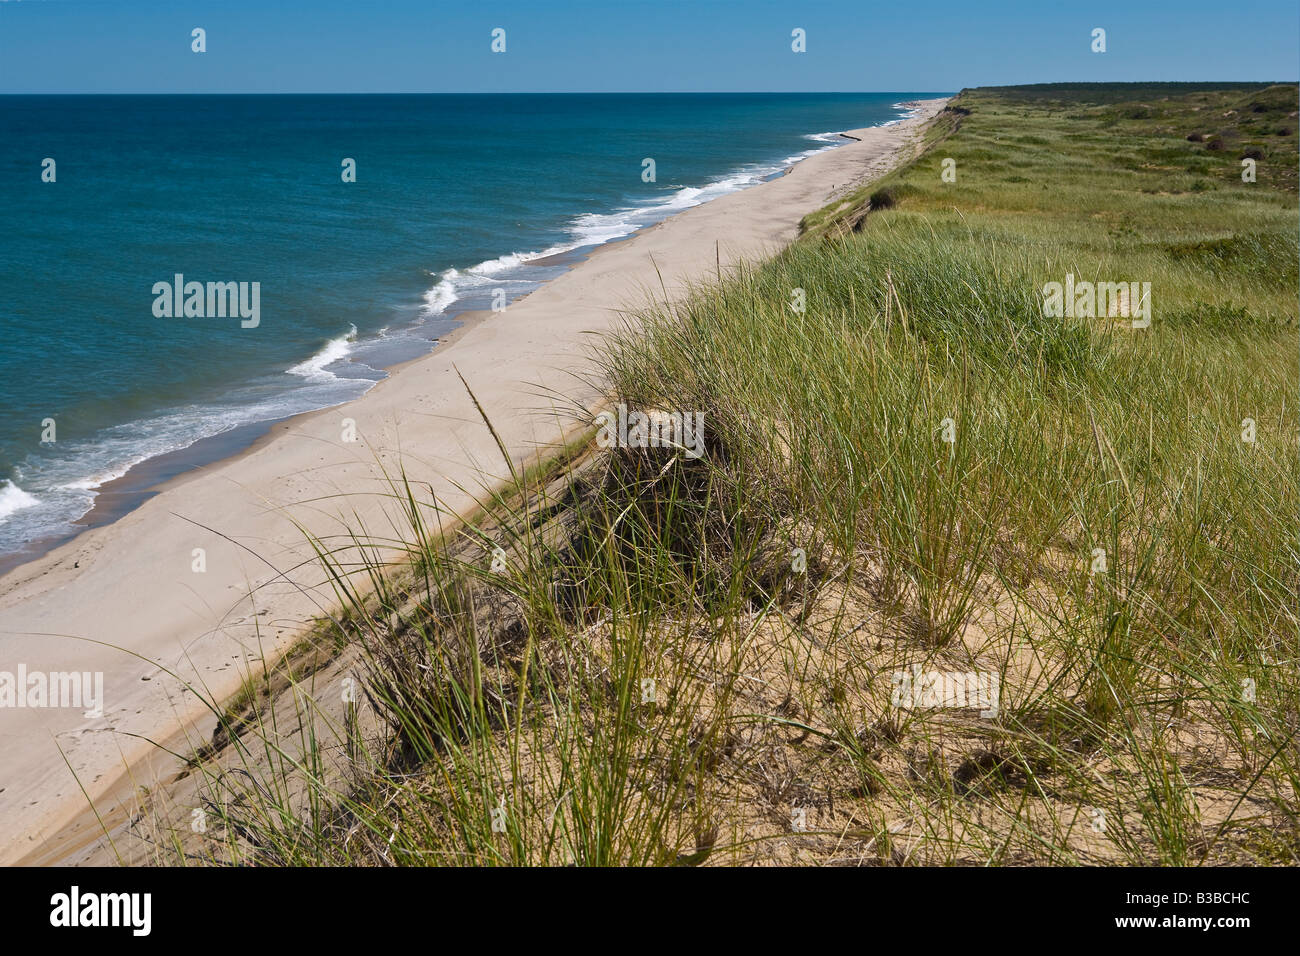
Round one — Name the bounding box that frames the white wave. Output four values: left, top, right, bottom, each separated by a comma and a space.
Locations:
413, 114, 905, 325
287, 325, 358, 383
421, 269, 462, 314
472, 247, 566, 275
0, 480, 39, 522
418, 168, 798, 316
415, 144, 853, 318
780, 146, 831, 165
418, 243, 576, 317
2, 347, 381, 556
570, 210, 643, 245
55, 465, 132, 492
879, 103, 923, 127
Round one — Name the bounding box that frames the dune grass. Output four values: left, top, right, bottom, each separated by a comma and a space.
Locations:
159, 83, 1299, 867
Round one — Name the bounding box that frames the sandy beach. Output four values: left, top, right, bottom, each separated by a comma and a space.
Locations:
0, 98, 947, 865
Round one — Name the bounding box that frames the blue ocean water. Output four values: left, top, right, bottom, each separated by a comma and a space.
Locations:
0, 93, 935, 558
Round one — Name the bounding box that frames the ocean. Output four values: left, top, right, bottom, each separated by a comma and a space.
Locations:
0, 92, 936, 561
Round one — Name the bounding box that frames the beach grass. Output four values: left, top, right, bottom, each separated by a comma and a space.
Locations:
156, 82, 1298, 866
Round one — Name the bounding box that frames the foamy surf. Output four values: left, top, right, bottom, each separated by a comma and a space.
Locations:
419, 244, 575, 317
2, 352, 378, 554
0, 96, 924, 562
411, 123, 873, 322
880, 103, 925, 127
0, 480, 38, 522
287, 325, 358, 383
55, 466, 133, 492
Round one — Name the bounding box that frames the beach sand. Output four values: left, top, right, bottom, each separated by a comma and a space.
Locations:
0, 98, 948, 865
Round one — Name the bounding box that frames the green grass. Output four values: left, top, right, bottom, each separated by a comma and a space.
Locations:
144, 83, 1299, 867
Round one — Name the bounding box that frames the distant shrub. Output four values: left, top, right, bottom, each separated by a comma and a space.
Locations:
1166, 232, 1300, 289
1205, 137, 1225, 151
1186, 132, 1204, 142
869, 187, 898, 211
1180, 301, 1252, 330
1167, 300, 1297, 333
945, 105, 972, 116
1276, 127, 1292, 136
1242, 147, 1264, 160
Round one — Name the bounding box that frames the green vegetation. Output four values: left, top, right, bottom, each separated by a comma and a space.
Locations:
139, 84, 1298, 866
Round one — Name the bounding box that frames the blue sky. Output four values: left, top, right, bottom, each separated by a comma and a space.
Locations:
0, 0, 1295, 93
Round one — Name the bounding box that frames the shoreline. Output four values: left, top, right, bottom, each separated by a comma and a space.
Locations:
0, 97, 949, 866
0, 110, 925, 582
0, 222, 716, 580
0, 113, 903, 581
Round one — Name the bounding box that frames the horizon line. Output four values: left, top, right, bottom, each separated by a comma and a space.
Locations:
2, 81, 1293, 96
0, 89, 956, 96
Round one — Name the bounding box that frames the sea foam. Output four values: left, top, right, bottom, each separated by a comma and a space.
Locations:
0, 481, 38, 522
287, 325, 359, 383
413, 128, 857, 322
